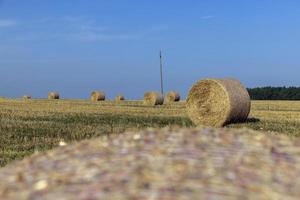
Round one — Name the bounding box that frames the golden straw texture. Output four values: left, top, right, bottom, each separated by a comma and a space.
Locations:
144, 91, 164, 106
115, 95, 125, 101
22, 95, 31, 100
187, 78, 251, 127
0, 128, 299, 199
91, 91, 105, 102
165, 91, 180, 103
48, 92, 60, 100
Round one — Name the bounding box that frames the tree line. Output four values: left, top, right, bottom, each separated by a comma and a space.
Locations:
247, 87, 300, 100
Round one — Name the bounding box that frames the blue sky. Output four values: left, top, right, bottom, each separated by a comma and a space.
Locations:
1, 0, 300, 99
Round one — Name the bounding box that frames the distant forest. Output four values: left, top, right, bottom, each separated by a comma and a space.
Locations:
247, 87, 300, 100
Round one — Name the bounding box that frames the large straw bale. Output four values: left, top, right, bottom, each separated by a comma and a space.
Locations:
144, 92, 164, 106
187, 78, 251, 127
0, 128, 299, 199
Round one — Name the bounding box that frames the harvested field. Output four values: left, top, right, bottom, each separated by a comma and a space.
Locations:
0, 98, 300, 167
0, 128, 299, 199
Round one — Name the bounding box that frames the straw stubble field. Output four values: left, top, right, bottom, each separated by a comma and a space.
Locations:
0, 98, 300, 167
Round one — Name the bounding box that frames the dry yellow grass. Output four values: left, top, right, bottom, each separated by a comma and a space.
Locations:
1, 98, 300, 122
0, 98, 300, 168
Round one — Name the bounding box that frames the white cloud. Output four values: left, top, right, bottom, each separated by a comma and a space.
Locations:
0, 19, 17, 27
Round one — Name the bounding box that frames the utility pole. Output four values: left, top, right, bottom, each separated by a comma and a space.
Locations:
160, 50, 164, 96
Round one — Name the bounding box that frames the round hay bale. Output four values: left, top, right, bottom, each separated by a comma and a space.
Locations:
91, 91, 105, 102
144, 92, 164, 106
48, 92, 60, 100
22, 95, 31, 100
165, 91, 180, 103
187, 78, 251, 127
115, 95, 125, 101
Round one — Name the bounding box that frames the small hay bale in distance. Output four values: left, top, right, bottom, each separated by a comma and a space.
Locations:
115, 95, 125, 101
48, 92, 60, 100
186, 78, 251, 127
144, 91, 164, 106
22, 95, 32, 100
165, 91, 180, 103
91, 91, 105, 102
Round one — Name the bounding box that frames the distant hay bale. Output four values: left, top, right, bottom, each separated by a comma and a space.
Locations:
22, 95, 31, 100
187, 78, 251, 127
91, 91, 105, 102
115, 95, 125, 101
48, 92, 60, 100
144, 92, 164, 106
165, 91, 180, 103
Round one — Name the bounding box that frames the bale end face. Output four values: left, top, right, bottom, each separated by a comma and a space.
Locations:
144, 92, 164, 106
48, 92, 60, 100
187, 78, 251, 127
91, 91, 105, 102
